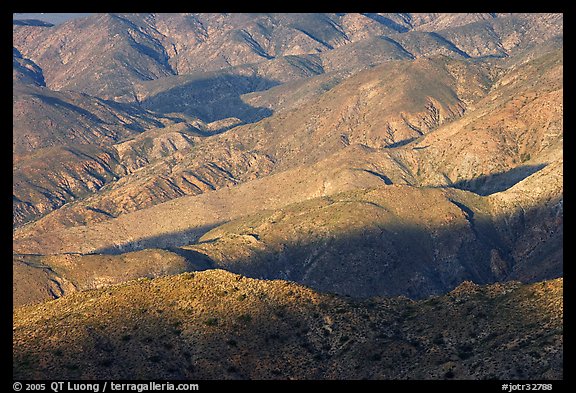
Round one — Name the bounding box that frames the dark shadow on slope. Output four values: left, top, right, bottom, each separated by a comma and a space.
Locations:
27, 93, 168, 133
88, 219, 495, 299
361, 13, 410, 33
91, 223, 224, 256
95, 99, 173, 130
198, 225, 510, 300
31, 94, 104, 124
165, 247, 216, 271
111, 14, 176, 76
450, 164, 547, 196
384, 137, 418, 148
209, 197, 561, 299
140, 74, 278, 125
379, 37, 416, 59
85, 192, 562, 301
428, 32, 471, 59
84, 206, 116, 219
360, 170, 393, 185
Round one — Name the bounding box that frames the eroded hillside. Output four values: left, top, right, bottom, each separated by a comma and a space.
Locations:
13, 270, 563, 380
13, 13, 563, 381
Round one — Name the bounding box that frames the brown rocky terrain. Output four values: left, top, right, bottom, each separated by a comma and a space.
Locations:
13, 53, 486, 232
12, 48, 195, 226
182, 181, 560, 298
13, 13, 563, 381
12, 15, 562, 236
13, 47, 45, 87
13, 270, 563, 380
13, 66, 176, 159
13, 45, 562, 293
13, 249, 210, 308
12, 146, 562, 301
13, 40, 560, 235
14, 144, 126, 227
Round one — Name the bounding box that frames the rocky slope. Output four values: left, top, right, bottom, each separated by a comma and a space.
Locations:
13, 270, 563, 380
13, 45, 562, 282
13, 82, 172, 159
12, 15, 562, 235
12, 54, 491, 233
13, 47, 45, 87
488, 160, 563, 283
181, 184, 551, 299
12, 14, 563, 381
13, 146, 562, 300
181, 146, 561, 298
12, 50, 199, 227
13, 249, 207, 307
408, 46, 563, 193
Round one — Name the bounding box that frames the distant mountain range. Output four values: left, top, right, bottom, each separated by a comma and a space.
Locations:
13, 13, 93, 25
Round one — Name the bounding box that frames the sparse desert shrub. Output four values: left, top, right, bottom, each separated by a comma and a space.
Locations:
98, 358, 114, 367
365, 301, 377, 309
457, 343, 474, 360
237, 293, 247, 301
521, 152, 531, 162
171, 321, 182, 335
483, 331, 498, 342
370, 353, 382, 361
238, 314, 252, 323
432, 334, 444, 345
268, 333, 281, 341
205, 317, 219, 326
320, 80, 338, 92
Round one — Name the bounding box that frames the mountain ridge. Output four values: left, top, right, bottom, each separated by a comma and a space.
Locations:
13, 270, 563, 379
